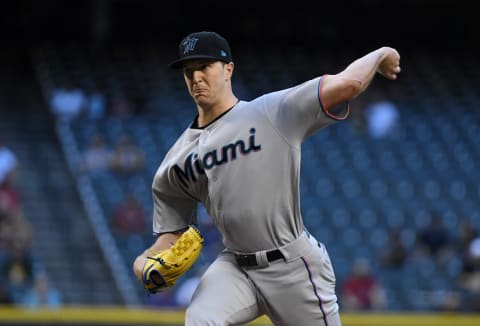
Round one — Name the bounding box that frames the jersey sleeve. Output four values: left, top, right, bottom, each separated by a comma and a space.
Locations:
151, 151, 198, 235
152, 189, 197, 235
263, 76, 349, 145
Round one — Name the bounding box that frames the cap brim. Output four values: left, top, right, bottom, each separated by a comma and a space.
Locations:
169, 55, 225, 69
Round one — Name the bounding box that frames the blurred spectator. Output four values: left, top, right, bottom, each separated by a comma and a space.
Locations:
378, 229, 408, 269
415, 212, 453, 262
0, 212, 11, 268
49, 80, 88, 122
110, 193, 147, 235
85, 87, 107, 120
0, 144, 33, 252
0, 143, 37, 307
455, 218, 478, 254
110, 134, 145, 174
0, 144, 18, 186
0, 178, 21, 216
81, 133, 113, 175
2, 244, 36, 304
341, 257, 387, 311
21, 273, 62, 309
363, 90, 399, 139
0, 210, 10, 256
0, 145, 20, 216
457, 237, 480, 311
0, 208, 34, 253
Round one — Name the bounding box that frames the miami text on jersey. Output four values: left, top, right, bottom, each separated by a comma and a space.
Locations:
173, 128, 261, 187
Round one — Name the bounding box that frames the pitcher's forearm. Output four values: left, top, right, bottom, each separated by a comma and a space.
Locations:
340, 47, 400, 95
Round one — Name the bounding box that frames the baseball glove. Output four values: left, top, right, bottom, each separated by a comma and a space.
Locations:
142, 225, 204, 293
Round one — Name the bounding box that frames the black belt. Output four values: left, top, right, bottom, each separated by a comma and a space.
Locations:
234, 249, 284, 267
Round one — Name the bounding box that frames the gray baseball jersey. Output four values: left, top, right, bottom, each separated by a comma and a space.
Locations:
152, 76, 345, 325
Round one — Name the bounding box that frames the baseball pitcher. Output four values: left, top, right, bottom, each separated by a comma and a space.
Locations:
133, 31, 401, 325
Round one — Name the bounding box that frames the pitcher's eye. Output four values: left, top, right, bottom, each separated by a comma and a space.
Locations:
183, 68, 194, 79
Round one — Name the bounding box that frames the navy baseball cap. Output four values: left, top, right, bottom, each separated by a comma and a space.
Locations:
169, 31, 232, 69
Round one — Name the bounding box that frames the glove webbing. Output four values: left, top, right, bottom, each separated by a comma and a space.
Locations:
144, 256, 168, 293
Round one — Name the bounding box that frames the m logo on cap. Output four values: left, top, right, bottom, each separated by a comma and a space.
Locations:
182, 37, 198, 55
